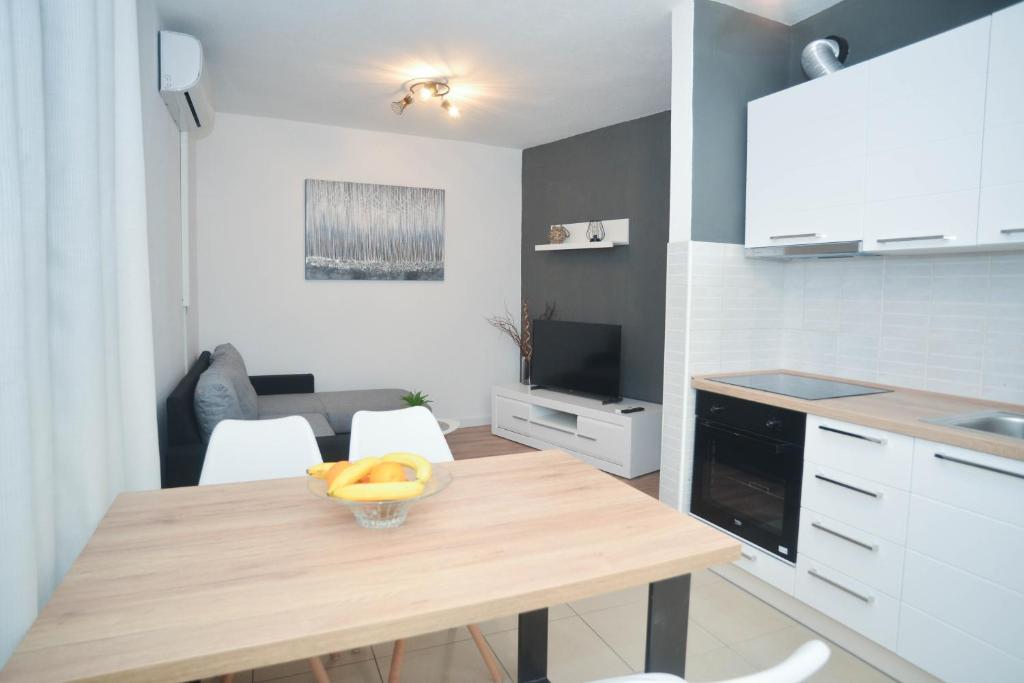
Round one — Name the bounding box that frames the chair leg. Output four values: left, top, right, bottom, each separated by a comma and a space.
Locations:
219, 675, 235, 683
467, 624, 503, 683
387, 639, 406, 683
309, 656, 331, 683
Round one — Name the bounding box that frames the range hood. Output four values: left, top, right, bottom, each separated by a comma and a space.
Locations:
746, 240, 865, 259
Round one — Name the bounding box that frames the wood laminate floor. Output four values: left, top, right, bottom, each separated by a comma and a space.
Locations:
445, 425, 660, 500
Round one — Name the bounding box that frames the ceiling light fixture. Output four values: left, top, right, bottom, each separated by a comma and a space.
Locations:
391, 79, 459, 119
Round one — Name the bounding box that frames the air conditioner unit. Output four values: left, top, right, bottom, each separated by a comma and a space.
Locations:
158, 30, 213, 135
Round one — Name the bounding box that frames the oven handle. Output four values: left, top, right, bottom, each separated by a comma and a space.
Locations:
698, 420, 801, 456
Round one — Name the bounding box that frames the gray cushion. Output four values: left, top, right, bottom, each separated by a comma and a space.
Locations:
257, 393, 325, 420
213, 343, 258, 420
316, 389, 408, 433
278, 413, 334, 438
193, 367, 244, 442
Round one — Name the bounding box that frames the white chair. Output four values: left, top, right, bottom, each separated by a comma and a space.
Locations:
590, 640, 830, 683
348, 406, 454, 463
201, 417, 332, 683
348, 407, 500, 683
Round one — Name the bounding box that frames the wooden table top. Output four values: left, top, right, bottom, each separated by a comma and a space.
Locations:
1, 450, 739, 682
693, 369, 1024, 461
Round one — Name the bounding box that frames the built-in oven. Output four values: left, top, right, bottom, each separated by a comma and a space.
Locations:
690, 390, 805, 563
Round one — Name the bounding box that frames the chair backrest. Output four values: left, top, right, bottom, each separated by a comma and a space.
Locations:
589, 640, 830, 683
199, 416, 322, 485
348, 406, 454, 463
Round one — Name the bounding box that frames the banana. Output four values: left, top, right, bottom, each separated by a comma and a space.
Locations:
381, 452, 432, 483
327, 457, 380, 496
332, 481, 425, 501
306, 462, 334, 478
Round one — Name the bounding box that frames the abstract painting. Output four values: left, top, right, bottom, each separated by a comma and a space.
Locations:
304, 179, 445, 280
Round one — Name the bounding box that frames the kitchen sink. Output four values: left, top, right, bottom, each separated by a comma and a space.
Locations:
925, 411, 1024, 440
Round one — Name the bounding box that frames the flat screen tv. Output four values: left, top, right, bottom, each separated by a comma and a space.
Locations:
531, 320, 622, 400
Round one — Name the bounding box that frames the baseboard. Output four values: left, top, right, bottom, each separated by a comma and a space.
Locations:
454, 415, 491, 428
712, 564, 941, 683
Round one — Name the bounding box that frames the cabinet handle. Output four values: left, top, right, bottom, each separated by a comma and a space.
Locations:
512, 415, 528, 422
1000, 228, 1024, 235
740, 550, 757, 561
807, 568, 874, 604
814, 473, 881, 499
818, 425, 886, 445
769, 233, 821, 240
811, 521, 877, 551
876, 234, 952, 243
529, 420, 575, 435
578, 433, 597, 441
934, 453, 1024, 480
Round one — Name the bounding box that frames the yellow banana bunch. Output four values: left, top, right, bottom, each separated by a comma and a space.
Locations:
306, 462, 334, 479
332, 481, 425, 501
327, 457, 380, 496
381, 452, 433, 483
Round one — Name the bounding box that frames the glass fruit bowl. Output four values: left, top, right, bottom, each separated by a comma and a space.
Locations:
307, 466, 452, 529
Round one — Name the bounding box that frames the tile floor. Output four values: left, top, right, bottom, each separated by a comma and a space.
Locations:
212, 569, 895, 683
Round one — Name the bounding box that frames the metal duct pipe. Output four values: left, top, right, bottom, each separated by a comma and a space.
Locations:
801, 35, 849, 79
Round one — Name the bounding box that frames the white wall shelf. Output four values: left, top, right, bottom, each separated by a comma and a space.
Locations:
535, 218, 629, 251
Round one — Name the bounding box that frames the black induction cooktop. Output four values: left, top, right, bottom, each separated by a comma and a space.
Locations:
708, 373, 891, 400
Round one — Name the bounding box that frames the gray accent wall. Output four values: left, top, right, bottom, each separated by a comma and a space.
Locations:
691, 0, 790, 244
521, 112, 670, 403
787, 0, 1019, 84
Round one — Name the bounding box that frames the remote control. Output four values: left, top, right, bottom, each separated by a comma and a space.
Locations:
617, 406, 645, 414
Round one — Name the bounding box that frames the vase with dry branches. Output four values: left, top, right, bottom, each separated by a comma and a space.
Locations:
486, 300, 556, 384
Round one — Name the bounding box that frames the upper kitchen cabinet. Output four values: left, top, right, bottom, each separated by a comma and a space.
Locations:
862, 18, 990, 252
979, 3, 1024, 245
746, 66, 868, 249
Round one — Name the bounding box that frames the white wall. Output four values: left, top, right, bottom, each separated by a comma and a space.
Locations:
137, 0, 199, 454
194, 113, 522, 424
669, 0, 694, 243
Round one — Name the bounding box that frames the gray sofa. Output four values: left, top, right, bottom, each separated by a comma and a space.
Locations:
162, 343, 406, 488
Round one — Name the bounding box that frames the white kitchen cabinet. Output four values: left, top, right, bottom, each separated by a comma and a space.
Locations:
799, 511, 905, 599
862, 17, 990, 251
801, 464, 910, 544
734, 540, 796, 595
745, 66, 867, 248
979, 2, 1024, 245
804, 415, 913, 489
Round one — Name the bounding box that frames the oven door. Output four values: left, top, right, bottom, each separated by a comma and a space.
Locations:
691, 418, 803, 562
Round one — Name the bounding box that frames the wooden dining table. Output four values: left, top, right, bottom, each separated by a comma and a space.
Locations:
1, 450, 739, 682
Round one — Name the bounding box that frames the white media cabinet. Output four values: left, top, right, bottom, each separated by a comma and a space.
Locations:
491, 384, 662, 479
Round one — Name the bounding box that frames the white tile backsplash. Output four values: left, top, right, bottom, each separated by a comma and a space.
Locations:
660, 241, 1024, 510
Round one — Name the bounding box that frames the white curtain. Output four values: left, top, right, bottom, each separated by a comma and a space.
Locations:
0, 0, 160, 665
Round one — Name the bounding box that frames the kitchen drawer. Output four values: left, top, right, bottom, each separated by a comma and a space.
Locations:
805, 416, 912, 489
801, 464, 909, 544
795, 555, 899, 649
494, 396, 530, 434
911, 439, 1024, 528
898, 604, 1024, 683
528, 419, 578, 452
576, 416, 626, 466
734, 540, 796, 595
902, 550, 1024, 659
907, 494, 1024, 595
799, 510, 904, 598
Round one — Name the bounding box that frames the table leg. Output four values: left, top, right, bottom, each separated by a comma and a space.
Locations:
517, 608, 549, 683
645, 573, 691, 676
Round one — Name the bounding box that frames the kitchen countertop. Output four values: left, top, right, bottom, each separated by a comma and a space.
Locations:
692, 369, 1024, 462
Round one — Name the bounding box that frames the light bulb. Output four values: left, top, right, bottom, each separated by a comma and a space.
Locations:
442, 99, 460, 118
418, 83, 435, 101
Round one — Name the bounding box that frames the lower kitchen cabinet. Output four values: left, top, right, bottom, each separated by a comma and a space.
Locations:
798, 511, 904, 599
734, 540, 796, 595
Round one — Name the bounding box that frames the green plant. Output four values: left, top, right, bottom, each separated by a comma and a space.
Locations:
402, 391, 433, 409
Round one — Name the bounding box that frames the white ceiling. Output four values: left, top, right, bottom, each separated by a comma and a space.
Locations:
154, 0, 843, 149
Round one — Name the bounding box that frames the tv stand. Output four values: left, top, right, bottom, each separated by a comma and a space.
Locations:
601, 396, 623, 405
491, 384, 662, 479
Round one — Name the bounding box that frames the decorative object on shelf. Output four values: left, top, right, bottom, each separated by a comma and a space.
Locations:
305, 179, 445, 281
486, 300, 557, 384
391, 78, 460, 118
586, 220, 606, 242
401, 390, 433, 411
801, 35, 849, 79
548, 224, 570, 244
